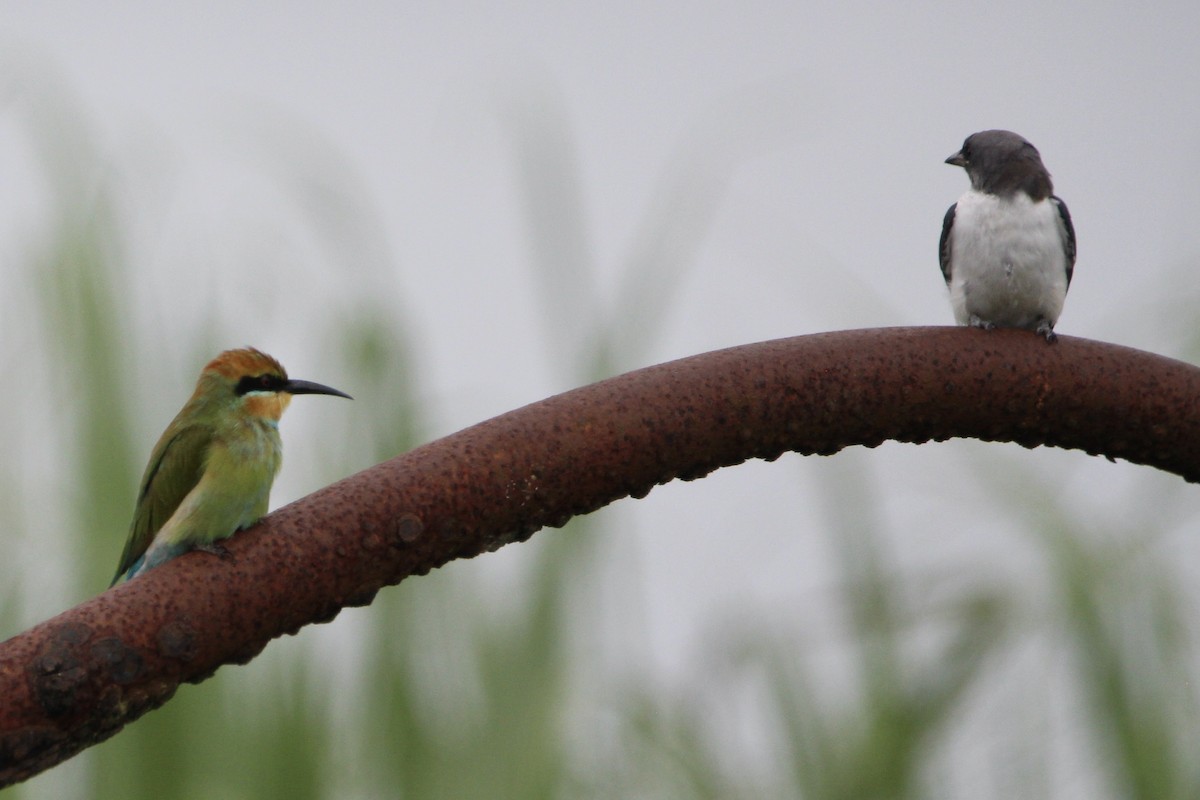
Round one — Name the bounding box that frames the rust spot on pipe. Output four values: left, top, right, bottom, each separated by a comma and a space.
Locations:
91, 638, 144, 685
394, 513, 423, 544
156, 621, 198, 663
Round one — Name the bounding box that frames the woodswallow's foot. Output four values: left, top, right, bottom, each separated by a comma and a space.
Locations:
1035, 319, 1058, 343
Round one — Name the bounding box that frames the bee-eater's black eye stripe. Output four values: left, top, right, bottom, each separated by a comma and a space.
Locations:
235, 373, 287, 395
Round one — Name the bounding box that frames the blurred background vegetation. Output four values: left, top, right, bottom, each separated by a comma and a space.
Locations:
4, 61, 1200, 800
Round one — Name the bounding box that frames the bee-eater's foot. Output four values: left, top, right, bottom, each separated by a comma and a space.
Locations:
967, 315, 996, 331
196, 542, 234, 560
1035, 319, 1058, 343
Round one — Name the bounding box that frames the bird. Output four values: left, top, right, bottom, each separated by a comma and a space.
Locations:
110, 347, 351, 585
939, 129, 1076, 342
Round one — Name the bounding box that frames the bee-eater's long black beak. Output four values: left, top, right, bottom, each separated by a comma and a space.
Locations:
283, 379, 353, 400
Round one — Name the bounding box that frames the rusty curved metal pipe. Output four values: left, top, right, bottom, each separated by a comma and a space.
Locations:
3, 327, 1199, 785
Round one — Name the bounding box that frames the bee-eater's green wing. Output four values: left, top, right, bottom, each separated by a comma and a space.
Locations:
111, 424, 214, 585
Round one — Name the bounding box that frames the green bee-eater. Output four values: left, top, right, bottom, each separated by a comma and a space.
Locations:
111, 347, 351, 585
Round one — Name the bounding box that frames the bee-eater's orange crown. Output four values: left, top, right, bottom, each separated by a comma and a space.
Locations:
204, 348, 287, 383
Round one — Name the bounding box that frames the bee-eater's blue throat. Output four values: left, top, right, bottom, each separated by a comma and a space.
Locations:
110, 347, 351, 585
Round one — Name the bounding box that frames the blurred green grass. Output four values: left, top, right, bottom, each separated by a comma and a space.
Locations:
4, 67, 1200, 800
